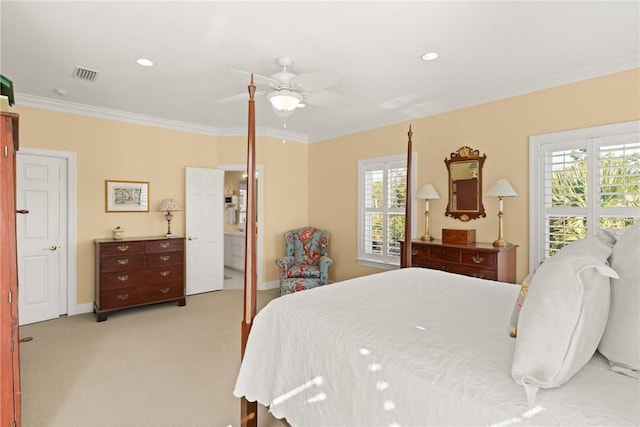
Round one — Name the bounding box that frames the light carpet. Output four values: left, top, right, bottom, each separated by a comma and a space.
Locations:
19, 288, 281, 427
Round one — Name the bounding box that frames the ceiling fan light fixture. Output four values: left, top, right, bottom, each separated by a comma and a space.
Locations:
268, 89, 302, 112
272, 107, 295, 118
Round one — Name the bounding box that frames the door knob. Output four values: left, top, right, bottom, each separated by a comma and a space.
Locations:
188, 236, 198, 241
47, 245, 58, 251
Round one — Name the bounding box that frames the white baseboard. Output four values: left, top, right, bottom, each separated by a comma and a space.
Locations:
259, 280, 279, 290
68, 303, 94, 316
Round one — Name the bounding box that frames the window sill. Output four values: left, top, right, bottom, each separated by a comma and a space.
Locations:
356, 258, 400, 270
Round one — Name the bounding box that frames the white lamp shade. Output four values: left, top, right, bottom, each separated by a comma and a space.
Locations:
157, 199, 181, 212
486, 179, 517, 197
267, 89, 302, 112
417, 184, 440, 200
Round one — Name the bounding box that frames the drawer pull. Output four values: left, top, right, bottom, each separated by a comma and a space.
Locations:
117, 294, 129, 300
117, 275, 128, 282
473, 273, 485, 279
160, 288, 170, 294
472, 254, 484, 264
160, 271, 170, 277
411, 250, 418, 255
117, 245, 129, 252
117, 259, 129, 265
160, 255, 171, 261
160, 243, 170, 249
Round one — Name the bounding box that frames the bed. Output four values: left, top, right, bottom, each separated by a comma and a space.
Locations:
234, 266, 638, 425
235, 76, 639, 425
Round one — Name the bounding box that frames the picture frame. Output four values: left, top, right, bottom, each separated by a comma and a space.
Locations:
105, 180, 149, 212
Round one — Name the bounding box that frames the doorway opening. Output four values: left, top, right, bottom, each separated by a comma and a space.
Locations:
218, 164, 264, 289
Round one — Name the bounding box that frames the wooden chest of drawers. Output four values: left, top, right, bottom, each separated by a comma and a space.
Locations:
400, 239, 517, 283
94, 236, 186, 321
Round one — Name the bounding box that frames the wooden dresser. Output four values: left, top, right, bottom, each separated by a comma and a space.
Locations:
400, 239, 517, 283
94, 236, 186, 322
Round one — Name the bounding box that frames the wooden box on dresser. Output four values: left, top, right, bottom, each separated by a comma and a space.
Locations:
94, 236, 186, 322
400, 239, 517, 283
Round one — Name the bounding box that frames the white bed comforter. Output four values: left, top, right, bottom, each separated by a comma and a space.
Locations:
234, 268, 639, 426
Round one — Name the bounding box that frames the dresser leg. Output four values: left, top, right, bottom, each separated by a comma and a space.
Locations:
96, 312, 107, 322
177, 297, 186, 307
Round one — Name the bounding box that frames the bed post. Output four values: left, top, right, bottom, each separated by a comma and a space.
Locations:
402, 125, 413, 268
240, 74, 258, 427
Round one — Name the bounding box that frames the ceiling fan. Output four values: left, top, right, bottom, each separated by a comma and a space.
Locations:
220, 55, 347, 118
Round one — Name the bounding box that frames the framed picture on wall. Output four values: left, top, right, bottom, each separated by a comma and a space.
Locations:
105, 180, 149, 212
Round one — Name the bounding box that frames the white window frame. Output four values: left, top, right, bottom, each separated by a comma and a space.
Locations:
357, 152, 417, 269
529, 120, 640, 269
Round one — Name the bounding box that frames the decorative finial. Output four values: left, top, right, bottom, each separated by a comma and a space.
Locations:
248, 73, 256, 99
408, 125, 413, 142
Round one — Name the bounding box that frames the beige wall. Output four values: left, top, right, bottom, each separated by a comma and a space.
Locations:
309, 68, 640, 283
10, 68, 639, 306
13, 108, 309, 304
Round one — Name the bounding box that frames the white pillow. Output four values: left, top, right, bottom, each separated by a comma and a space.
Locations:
598, 221, 640, 376
511, 235, 618, 405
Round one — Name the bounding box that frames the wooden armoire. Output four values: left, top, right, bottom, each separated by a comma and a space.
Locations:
0, 111, 21, 426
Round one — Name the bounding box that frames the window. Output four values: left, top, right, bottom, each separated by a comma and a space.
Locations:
530, 121, 640, 268
358, 153, 415, 268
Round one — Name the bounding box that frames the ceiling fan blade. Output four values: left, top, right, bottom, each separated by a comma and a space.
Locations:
291, 72, 339, 92
230, 70, 279, 89
219, 91, 266, 103
304, 90, 348, 108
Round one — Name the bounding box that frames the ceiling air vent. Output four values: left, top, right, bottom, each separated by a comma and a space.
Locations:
71, 66, 99, 82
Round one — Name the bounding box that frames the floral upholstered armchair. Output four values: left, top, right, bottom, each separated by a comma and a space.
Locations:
275, 227, 333, 295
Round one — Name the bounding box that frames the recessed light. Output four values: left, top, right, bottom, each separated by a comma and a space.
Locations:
136, 58, 154, 67
421, 52, 439, 61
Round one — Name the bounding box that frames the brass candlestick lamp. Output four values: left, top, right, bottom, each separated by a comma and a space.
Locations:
416, 184, 440, 241
485, 179, 517, 247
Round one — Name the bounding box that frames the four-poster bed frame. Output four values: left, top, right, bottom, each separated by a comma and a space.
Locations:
238, 74, 414, 425
234, 82, 637, 423
240, 75, 258, 427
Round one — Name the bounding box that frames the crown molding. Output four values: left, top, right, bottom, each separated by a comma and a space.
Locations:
15, 93, 309, 143
215, 126, 308, 144
16, 94, 222, 136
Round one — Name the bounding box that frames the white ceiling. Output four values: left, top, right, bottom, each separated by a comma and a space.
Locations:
1, 1, 638, 143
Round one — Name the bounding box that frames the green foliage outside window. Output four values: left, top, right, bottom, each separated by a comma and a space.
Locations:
549, 149, 639, 256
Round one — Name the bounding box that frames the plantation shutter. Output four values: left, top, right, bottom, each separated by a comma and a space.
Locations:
597, 134, 640, 226
541, 139, 589, 257
532, 123, 640, 267
359, 155, 407, 266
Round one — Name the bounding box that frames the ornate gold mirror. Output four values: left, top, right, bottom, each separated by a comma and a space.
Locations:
445, 146, 486, 221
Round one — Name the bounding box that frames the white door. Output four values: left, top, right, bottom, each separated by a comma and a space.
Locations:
17, 153, 68, 325
185, 167, 224, 295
